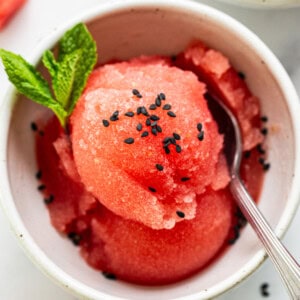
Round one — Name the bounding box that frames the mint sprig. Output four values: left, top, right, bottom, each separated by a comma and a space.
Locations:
0, 23, 97, 127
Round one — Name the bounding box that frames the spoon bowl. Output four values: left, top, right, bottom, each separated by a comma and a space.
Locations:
206, 92, 300, 299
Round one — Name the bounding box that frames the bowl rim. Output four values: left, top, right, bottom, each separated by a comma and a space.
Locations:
1, 0, 300, 299
215, 0, 300, 9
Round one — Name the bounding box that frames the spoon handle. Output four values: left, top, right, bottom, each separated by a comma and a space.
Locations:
231, 175, 300, 300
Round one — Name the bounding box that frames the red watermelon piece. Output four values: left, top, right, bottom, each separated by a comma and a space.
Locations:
0, 0, 26, 30
175, 41, 263, 151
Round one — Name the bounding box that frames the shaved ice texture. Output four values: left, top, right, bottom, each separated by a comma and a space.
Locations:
71, 56, 228, 230
36, 41, 264, 285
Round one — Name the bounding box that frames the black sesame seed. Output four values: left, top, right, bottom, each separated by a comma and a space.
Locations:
110, 111, 119, 121
136, 123, 143, 131
141, 131, 149, 137
35, 170, 42, 179
228, 238, 236, 245
235, 208, 247, 228
244, 150, 251, 159
124, 137, 134, 144
156, 164, 164, 171
137, 107, 142, 115
148, 186, 156, 192
44, 194, 54, 205
112, 110, 119, 117
156, 125, 162, 133
159, 93, 166, 100
155, 97, 161, 107
171, 55, 177, 62
256, 144, 266, 155
37, 184, 46, 191
132, 89, 142, 98
162, 104, 171, 110
141, 106, 149, 116
198, 131, 204, 141
197, 123, 203, 132
67, 232, 81, 246
102, 272, 117, 280
31, 122, 38, 131
176, 145, 182, 153
258, 157, 265, 165
170, 137, 176, 145
173, 133, 181, 140
163, 137, 171, 144
125, 111, 134, 117
164, 146, 170, 154
149, 104, 157, 110
102, 119, 110, 127
132, 89, 140, 96
146, 118, 151, 126
238, 71, 246, 80
151, 121, 157, 127
167, 111, 176, 118
261, 128, 268, 135
236, 208, 247, 228
260, 283, 270, 297
163, 141, 171, 148
151, 128, 157, 136
176, 211, 185, 218
181, 177, 190, 182
263, 163, 271, 171
150, 115, 160, 121
233, 225, 240, 240
261, 116, 268, 123
228, 226, 240, 245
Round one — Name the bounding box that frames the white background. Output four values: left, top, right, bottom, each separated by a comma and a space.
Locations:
1, 0, 300, 299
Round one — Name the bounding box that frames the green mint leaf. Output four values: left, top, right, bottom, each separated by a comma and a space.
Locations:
0, 23, 97, 128
0, 49, 68, 127
51, 50, 81, 109
0, 48, 53, 100
42, 50, 58, 78
58, 23, 97, 113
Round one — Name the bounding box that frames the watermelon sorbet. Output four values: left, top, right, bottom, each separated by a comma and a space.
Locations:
35, 41, 266, 285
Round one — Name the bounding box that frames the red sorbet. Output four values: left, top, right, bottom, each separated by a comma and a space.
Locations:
35, 41, 265, 285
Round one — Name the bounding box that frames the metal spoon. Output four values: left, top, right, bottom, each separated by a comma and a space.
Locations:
205, 93, 300, 300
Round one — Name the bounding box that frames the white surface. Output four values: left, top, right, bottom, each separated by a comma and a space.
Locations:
0, 0, 300, 299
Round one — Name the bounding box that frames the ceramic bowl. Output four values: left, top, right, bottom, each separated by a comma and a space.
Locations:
215, 0, 300, 8
1, 0, 300, 299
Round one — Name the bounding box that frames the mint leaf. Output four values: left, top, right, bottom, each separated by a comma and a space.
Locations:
0, 49, 68, 126
51, 50, 81, 109
0, 23, 97, 128
0, 49, 53, 100
58, 23, 97, 113
42, 50, 58, 78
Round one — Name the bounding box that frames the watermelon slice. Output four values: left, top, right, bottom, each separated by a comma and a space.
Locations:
0, 0, 26, 30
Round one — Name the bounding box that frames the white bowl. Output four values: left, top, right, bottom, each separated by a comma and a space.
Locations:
1, 0, 300, 299
215, 0, 300, 8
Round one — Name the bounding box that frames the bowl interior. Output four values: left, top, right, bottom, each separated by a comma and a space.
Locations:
4, 2, 298, 300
